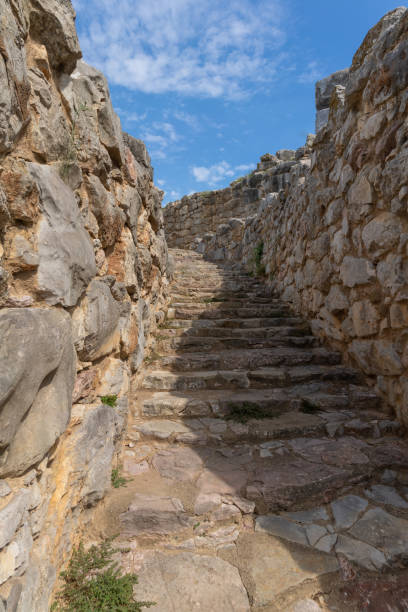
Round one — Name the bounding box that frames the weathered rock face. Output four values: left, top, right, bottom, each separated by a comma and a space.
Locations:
0, 0, 170, 609
164, 7, 408, 427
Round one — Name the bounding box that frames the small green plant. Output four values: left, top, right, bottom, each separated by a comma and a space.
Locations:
51, 538, 155, 611
300, 398, 320, 414
101, 394, 117, 407
226, 402, 274, 424
111, 467, 131, 489
193, 522, 201, 530
253, 242, 266, 277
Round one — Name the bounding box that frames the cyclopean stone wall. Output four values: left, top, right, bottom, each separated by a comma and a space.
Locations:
162, 143, 314, 251
0, 1, 170, 609
163, 7, 408, 427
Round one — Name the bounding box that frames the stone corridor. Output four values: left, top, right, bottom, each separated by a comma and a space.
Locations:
95, 249, 408, 611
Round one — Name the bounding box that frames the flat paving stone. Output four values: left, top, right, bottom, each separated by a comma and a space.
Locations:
336, 534, 387, 570
364, 484, 408, 509
306, 524, 328, 546
284, 507, 329, 523
236, 532, 339, 609
349, 507, 408, 563
315, 533, 337, 553
255, 514, 309, 546
132, 552, 250, 612
331, 495, 368, 530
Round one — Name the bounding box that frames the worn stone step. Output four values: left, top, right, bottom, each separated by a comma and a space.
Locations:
173, 306, 289, 319
156, 334, 319, 353
128, 438, 408, 515
164, 316, 306, 329
170, 299, 282, 309
131, 409, 402, 447
171, 291, 274, 301
141, 364, 360, 392
138, 386, 382, 420
156, 325, 311, 340
132, 411, 330, 445
155, 347, 342, 372
172, 281, 267, 292
249, 365, 360, 387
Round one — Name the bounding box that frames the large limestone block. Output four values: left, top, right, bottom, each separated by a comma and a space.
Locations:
28, 0, 81, 73
29, 67, 71, 162
68, 404, 123, 506
0, 308, 75, 476
0, 0, 30, 153
362, 212, 404, 258
315, 69, 350, 111
29, 163, 96, 306
72, 278, 121, 361
132, 552, 250, 611
65, 61, 125, 166
86, 175, 125, 248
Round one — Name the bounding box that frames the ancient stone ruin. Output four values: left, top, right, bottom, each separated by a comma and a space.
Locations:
1, 2, 408, 611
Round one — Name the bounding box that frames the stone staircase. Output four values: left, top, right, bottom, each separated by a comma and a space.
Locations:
98, 249, 408, 611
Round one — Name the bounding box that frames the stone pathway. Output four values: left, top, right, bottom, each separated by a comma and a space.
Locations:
96, 249, 408, 611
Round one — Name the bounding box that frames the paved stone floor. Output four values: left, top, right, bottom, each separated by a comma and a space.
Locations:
96, 249, 408, 611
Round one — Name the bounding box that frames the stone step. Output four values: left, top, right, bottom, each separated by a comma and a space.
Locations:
156, 334, 319, 353
163, 316, 306, 329
138, 386, 382, 420
131, 406, 400, 446
170, 299, 282, 308
156, 325, 311, 340
123, 437, 408, 515
172, 280, 267, 291
141, 364, 360, 392
154, 347, 342, 372
170, 291, 282, 307
172, 307, 289, 320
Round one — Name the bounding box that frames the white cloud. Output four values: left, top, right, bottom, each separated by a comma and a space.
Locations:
298, 61, 323, 84
191, 160, 254, 186
192, 161, 234, 185
73, 0, 287, 99
169, 190, 181, 200
235, 163, 254, 172
139, 121, 180, 159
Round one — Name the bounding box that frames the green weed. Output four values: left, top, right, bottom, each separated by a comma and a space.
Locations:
51, 538, 154, 611
226, 402, 274, 424
101, 395, 117, 407
111, 467, 131, 489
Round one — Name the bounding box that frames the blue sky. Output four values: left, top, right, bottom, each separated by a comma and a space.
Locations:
72, 1, 404, 204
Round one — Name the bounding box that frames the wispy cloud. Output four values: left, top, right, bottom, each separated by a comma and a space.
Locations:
235, 163, 254, 172
139, 121, 180, 159
191, 160, 252, 186
298, 61, 323, 84
73, 0, 287, 99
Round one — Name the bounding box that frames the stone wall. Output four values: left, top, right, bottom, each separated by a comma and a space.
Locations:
163, 7, 408, 427
0, 1, 170, 609
163, 144, 313, 251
